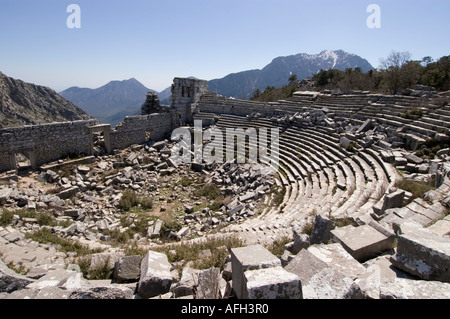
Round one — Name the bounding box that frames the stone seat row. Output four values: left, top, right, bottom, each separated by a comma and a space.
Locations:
213, 114, 392, 227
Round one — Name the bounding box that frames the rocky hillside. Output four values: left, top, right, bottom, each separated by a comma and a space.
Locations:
0, 72, 93, 128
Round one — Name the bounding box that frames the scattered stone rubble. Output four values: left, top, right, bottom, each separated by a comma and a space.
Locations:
1, 88, 450, 299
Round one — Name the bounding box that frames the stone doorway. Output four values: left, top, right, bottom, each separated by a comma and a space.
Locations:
88, 124, 112, 156
9, 147, 37, 174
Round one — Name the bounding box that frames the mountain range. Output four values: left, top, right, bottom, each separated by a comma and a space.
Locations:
59, 78, 154, 127
0, 72, 92, 129
59, 50, 374, 126
208, 50, 374, 99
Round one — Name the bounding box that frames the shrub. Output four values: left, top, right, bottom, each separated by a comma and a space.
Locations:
266, 236, 292, 256
0, 209, 14, 226
401, 108, 423, 119
140, 197, 154, 210
118, 189, 139, 211
77, 255, 113, 280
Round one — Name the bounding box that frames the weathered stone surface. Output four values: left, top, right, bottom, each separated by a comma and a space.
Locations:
196, 267, 222, 299
0, 187, 13, 203
113, 255, 142, 283
61, 271, 89, 290
285, 245, 364, 299
34, 286, 70, 299
306, 244, 366, 279
285, 248, 328, 281
138, 251, 172, 298
380, 277, 450, 299
339, 136, 351, 148
301, 267, 364, 299
331, 225, 395, 262
69, 285, 134, 299
0, 258, 34, 293
355, 255, 414, 299
405, 153, 424, 165
244, 266, 302, 299
56, 186, 80, 200
5, 288, 39, 299
231, 245, 281, 299
4, 231, 24, 243
390, 230, 450, 282
26, 269, 78, 290
383, 190, 405, 210
356, 119, 373, 133
172, 267, 200, 298
147, 219, 163, 239
310, 214, 335, 244
286, 233, 310, 254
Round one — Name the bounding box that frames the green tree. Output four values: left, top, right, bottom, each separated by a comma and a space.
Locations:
380, 51, 412, 94
420, 55, 450, 91
250, 88, 262, 100
288, 74, 298, 85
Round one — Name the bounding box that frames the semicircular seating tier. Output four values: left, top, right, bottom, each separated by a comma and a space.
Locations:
191, 91, 449, 245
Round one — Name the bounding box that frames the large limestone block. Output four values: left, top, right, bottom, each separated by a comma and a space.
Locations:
310, 214, 335, 244
113, 255, 142, 283
138, 251, 172, 298
306, 243, 366, 278
285, 247, 364, 299
301, 267, 364, 299
355, 255, 414, 299
231, 245, 281, 299
196, 267, 222, 299
330, 225, 395, 262
390, 230, 450, 282
173, 267, 201, 298
244, 266, 302, 299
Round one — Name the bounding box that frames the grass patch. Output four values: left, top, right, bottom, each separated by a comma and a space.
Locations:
395, 178, 436, 203
330, 216, 358, 228
345, 141, 360, 153
401, 108, 423, 119
7, 261, 28, 275
25, 228, 102, 256
179, 176, 195, 187
265, 236, 292, 256
0, 208, 66, 227
155, 235, 245, 270
124, 241, 148, 257
194, 183, 222, 200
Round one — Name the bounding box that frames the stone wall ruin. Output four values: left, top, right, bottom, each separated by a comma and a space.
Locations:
0, 112, 178, 173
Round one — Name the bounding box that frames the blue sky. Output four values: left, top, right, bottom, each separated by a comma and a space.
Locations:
0, 0, 449, 92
